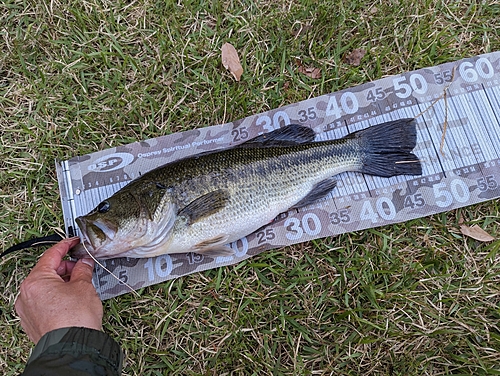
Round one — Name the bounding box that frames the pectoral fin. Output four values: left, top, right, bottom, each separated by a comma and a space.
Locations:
290, 178, 337, 209
193, 234, 234, 257
178, 189, 230, 224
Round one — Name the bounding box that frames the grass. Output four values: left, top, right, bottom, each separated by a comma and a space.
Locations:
1, 0, 500, 374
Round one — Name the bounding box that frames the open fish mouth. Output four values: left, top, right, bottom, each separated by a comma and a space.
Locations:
75, 217, 95, 247
78, 216, 117, 242
72, 216, 118, 256
70, 217, 94, 258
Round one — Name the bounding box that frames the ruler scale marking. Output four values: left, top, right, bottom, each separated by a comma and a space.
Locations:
444, 95, 480, 168
453, 91, 497, 164
411, 104, 443, 177
473, 88, 500, 159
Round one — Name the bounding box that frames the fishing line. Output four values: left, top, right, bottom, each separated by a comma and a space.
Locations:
80, 241, 141, 298
414, 66, 456, 156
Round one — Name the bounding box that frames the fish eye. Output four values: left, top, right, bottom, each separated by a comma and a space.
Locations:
97, 200, 110, 213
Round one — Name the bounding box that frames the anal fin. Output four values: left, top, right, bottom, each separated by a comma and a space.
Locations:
290, 178, 337, 209
193, 234, 234, 257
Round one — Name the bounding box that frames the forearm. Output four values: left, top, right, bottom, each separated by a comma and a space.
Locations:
22, 327, 122, 376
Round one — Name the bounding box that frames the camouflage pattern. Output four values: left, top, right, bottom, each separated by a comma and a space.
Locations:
56, 51, 500, 300
24, 327, 122, 373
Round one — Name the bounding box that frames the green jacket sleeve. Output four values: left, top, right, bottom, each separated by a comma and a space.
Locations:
21, 327, 123, 376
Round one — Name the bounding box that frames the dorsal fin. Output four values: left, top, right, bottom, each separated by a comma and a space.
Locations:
238, 124, 316, 148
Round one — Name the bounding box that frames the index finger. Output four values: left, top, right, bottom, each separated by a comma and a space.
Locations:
31, 237, 81, 272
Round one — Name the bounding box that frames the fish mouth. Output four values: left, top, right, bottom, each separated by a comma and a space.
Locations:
70, 217, 93, 259
75, 217, 93, 247
75, 216, 118, 251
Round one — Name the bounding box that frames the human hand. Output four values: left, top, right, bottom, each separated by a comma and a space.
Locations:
15, 237, 103, 344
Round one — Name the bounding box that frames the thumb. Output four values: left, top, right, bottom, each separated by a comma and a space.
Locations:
70, 258, 95, 282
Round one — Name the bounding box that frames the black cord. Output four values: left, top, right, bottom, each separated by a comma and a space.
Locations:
0, 233, 64, 258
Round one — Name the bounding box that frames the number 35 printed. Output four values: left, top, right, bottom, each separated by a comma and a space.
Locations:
298, 107, 317, 122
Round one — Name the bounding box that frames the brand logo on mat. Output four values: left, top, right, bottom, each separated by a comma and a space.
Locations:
87, 153, 134, 172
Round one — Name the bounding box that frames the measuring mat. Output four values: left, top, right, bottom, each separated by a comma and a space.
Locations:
56, 51, 500, 300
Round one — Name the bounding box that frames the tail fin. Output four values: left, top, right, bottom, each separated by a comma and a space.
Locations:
353, 118, 422, 177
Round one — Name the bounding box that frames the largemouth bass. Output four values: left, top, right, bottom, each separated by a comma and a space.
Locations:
71, 119, 422, 259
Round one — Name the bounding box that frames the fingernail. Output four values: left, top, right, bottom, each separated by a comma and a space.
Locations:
81, 258, 94, 268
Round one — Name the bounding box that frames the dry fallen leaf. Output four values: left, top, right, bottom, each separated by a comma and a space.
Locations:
459, 224, 495, 242
297, 61, 322, 79
344, 48, 366, 66
221, 42, 243, 81
298, 66, 322, 79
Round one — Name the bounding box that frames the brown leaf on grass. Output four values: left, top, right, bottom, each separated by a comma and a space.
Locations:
296, 60, 322, 79
459, 224, 495, 242
344, 48, 366, 66
298, 66, 322, 79
221, 42, 243, 81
